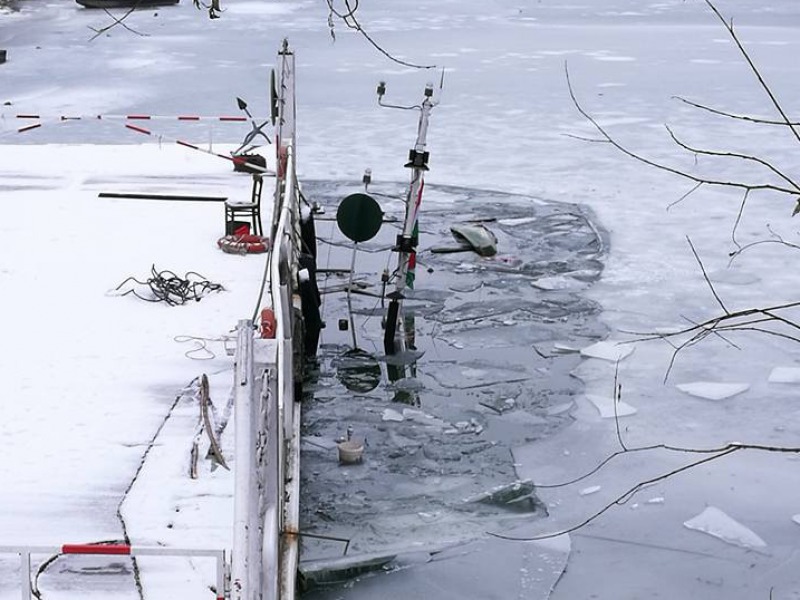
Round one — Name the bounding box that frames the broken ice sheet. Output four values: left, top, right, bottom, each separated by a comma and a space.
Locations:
530, 275, 588, 291
580, 341, 634, 362
676, 382, 750, 401
683, 506, 767, 550
585, 394, 637, 418
382, 408, 404, 422
768, 367, 800, 384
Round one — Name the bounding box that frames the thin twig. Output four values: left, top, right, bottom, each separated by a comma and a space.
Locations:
325, 0, 436, 69
702, 0, 800, 145
89, 3, 148, 40
665, 125, 800, 193
489, 447, 743, 541
686, 236, 728, 314
565, 64, 798, 197
673, 96, 800, 127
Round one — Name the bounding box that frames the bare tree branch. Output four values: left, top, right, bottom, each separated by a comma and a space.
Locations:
664, 125, 800, 193
701, 0, 800, 145
666, 181, 704, 211
673, 96, 800, 127
728, 224, 800, 263
88, 4, 148, 40
325, 0, 436, 70
686, 236, 728, 314
565, 64, 798, 198
489, 447, 743, 542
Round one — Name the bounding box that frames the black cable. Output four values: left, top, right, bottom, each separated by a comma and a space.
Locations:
113, 266, 224, 306
325, 0, 436, 70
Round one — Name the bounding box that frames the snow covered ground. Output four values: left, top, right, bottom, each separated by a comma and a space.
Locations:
3, 0, 800, 598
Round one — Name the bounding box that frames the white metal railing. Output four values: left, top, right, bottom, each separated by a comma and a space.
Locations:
231, 39, 300, 600
0, 544, 227, 600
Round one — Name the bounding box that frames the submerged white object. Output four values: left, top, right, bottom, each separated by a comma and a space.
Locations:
579, 485, 601, 496
530, 275, 587, 291
381, 408, 404, 422
684, 506, 767, 550
676, 382, 750, 401
580, 341, 634, 362
585, 394, 637, 418
768, 367, 800, 384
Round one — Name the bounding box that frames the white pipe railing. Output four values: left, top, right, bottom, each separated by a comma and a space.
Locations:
0, 544, 227, 600
232, 319, 256, 599
231, 39, 299, 600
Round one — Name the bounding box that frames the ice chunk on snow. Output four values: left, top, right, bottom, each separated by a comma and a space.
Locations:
683, 506, 767, 550
530, 275, 587, 291
532, 533, 571, 554
552, 343, 580, 354
579, 485, 601, 496
585, 394, 637, 418
676, 382, 750, 400
382, 408, 404, 422
580, 341, 634, 362
708, 269, 760, 285
792, 515, 800, 526
768, 367, 800, 384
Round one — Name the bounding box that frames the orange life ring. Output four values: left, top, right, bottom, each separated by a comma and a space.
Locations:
217, 234, 269, 255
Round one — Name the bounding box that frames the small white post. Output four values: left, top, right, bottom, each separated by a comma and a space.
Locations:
21, 550, 31, 600
232, 319, 255, 600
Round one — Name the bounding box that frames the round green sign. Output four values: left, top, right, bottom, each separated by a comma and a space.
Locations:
336, 193, 383, 243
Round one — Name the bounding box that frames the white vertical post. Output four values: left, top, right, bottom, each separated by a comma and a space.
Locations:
261, 367, 280, 600
232, 319, 255, 600
21, 550, 31, 600
215, 550, 226, 600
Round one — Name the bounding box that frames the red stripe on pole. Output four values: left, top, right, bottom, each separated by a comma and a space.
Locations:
62, 544, 131, 555
218, 116, 247, 122
175, 139, 199, 150
178, 116, 200, 121
18, 123, 42, 133
126, 115, 151, 120
125, 124, 152, 135
16, 114, 40, 119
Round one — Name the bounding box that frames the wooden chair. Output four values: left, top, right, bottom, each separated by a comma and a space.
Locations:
225, 173, 265, 236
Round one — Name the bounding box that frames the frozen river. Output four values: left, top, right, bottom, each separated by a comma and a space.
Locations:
3, 0, 800, 598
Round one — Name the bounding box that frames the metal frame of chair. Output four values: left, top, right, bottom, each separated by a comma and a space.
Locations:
225, 173, 264, 236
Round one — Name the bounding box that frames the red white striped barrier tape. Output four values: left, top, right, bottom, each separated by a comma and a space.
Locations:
1, 112, 273, 175
9, 113, 255, 122
123, 122, 273, 174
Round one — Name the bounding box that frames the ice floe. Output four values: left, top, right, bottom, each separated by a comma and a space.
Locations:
676, 382, 750, 400
585, 394, 638, 418
683, 506, 767, 550
580, 341, 634, 362
768, 367, 800, 384
382, 408, 404, 422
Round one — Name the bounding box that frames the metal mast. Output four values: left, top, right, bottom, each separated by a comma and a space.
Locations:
383, 82, 436, 355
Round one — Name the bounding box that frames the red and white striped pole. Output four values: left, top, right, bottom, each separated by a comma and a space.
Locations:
8, 112, 254, 123
122, 122, 272, 174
